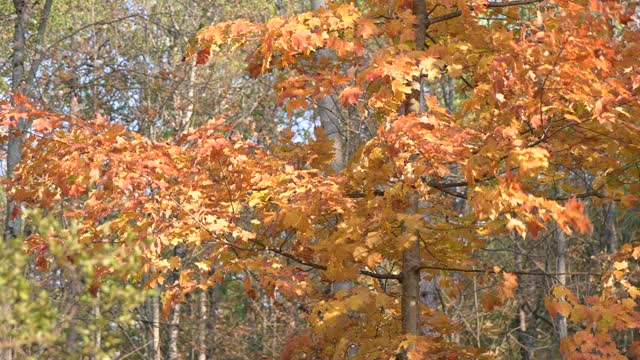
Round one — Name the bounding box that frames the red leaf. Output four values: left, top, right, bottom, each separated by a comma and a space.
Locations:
340, 86, 362, 106
196, 48, 211, 65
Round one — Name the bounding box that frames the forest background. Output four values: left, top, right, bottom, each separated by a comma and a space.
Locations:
1, 0, 640, 359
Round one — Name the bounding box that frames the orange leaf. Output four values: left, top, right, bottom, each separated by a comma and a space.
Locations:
356, 18, 378, 39
339, 86, 362, 106
32, 118, 53, 131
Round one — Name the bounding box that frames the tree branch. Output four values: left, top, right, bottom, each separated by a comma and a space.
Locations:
419, 264, 601, 277
426, 10, 462, 27
487, 0, 543, 7
426, 0, 543, 27
25, 0, 54, 92
253, 240, 402, 280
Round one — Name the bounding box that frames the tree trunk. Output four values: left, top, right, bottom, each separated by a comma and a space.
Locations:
206, 286, 218, 359
168, 303, 181, 360
402, 240, 421, 335
515, 252, 535, 360
92, 292, 102, 359
197, 291, 207, 360
151, 294, 162, 360
179, 63, 197, 134
25, 0, 54, 92
311, 0, 345, 175
310, 0, 351, 297
64, 274, 82, 356
556, 228, 568, 339
604, 202, 618, 253
5, 0, 28, 246
6, 0, 53, 241
1, 3, 28, 356
400, 0, 428, 341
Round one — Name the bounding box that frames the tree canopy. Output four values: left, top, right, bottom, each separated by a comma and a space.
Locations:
2, 0, 640, 358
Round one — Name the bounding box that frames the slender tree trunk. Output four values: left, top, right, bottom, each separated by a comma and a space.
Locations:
168, 303, 181, 360
5, 0, 28, 246
402, 239, 421, 336
25, 0, 54, 92
473, 275, 482, 347
556, 228, 568, 339
310, 0, 351, 297
197, 291, 207, 360
276, 0, 285, 15
3, 2, 53, 356
400, 195, 422, 359
206, 286, 217, 359
515, 251, 535, 360
311, 0, 344, 175
399, 199, 422, 360
1, 3, 29, 356
400, 0, 428, 342
179, 63, 197, 134
92, 292, 102, 359
270, 297, 278, 357
6, 0, 53, 201
517, 303, 531, 360
604, 202, 618, 253
151, 294, 162, 360
65, 273, 82, 356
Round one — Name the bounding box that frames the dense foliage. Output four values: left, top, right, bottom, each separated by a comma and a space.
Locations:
2, 0, 640, 358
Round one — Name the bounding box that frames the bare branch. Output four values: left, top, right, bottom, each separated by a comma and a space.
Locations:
419, 265, 601, 278
251, 239, 402, 280
25, 0, 54, 92
426, 0, 543, 27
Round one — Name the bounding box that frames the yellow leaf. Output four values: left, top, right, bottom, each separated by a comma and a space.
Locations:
353, 246, 368, 260
509, 147, 549, 177
391, 79, 412, 95
447, 64, 464, 77
167, 256, 180, 270
282, 209, 308, 230
194, 262, 210, 271
614, 261, 629, 271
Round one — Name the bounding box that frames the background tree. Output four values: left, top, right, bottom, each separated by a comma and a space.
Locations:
2, 0, 640, 359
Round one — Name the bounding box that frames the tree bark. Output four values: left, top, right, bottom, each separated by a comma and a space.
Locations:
310, 0, 344, 174
310, 0, 351, 297
25, 0, 54, 92
167, 303, 181, 360
6, 0, 54, 242
151, 294, 162, 360
197, 291, 207, 360
604, 202, 618, 253
5, 0, 28, 246
1, 2, 29, 358
64, 273, 82, 356
397, 4, 430, 359
515, 251, 535, 360
556, 228, 568, 339
206, 286, 218, 359
400, 0, 428, 342
92, 292, 102, 359
402, 240, 421, 335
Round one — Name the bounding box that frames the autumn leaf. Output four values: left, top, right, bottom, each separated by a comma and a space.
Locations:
195, 47, 211, 65
32, 118, 54, 131
339, 86, 362, 106
356, 18, 378, 39
500, 272, 518, 299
